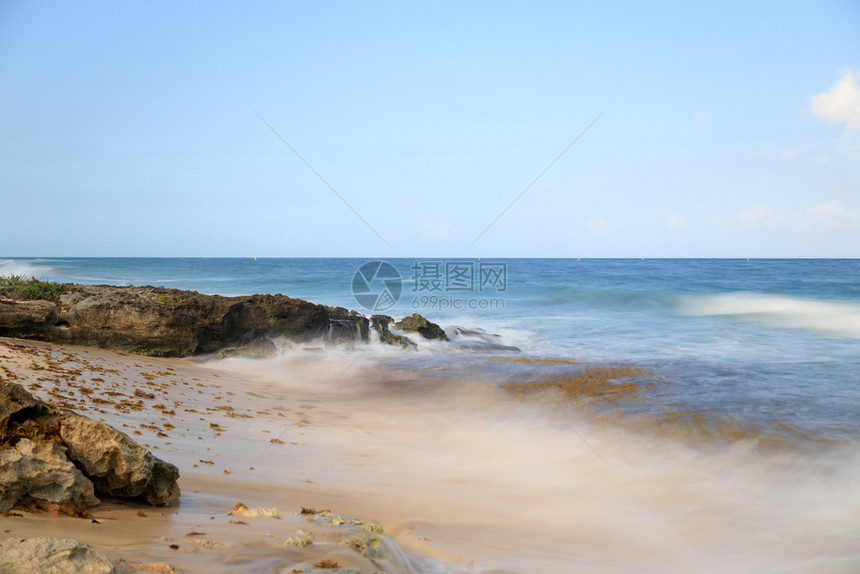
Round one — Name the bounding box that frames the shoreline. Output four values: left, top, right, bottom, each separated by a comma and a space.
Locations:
2, 337, 860, 572
0, 337, 454, 573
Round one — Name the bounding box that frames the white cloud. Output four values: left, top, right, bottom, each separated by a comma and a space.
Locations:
736, 205, 778, 230
799, 200, 860, 232
421, 222, 450, 241
810, 69, 860, 132
665, 213, 689, 232
587, 216, 609, 235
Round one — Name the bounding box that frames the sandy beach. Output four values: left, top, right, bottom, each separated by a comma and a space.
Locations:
2, 336, 859, 573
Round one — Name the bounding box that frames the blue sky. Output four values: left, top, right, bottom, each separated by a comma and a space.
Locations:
1, 1, 858, 257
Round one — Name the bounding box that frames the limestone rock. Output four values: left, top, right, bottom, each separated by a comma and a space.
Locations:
0, 439, 99, 516
59, 415, 179, 506
394, 313, 449, 341
0, 380, 180, 513
0, 376, 45, 420
0, 537, 116, 574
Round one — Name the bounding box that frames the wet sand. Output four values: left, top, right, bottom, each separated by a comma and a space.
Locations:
1, 337, 859, 573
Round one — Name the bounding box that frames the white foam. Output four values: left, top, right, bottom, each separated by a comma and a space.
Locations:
677, 292, 860, 339
204, 350, 860, 573
0, 259, 55, 279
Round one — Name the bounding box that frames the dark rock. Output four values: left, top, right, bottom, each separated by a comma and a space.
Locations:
326, 308, 370, 344
0, 380, 180, 514
370, 315, 416, 349
0, 285, 371, 357
0, 299, 59, 339
394, 313, 449, 341
221, 337, 278, 359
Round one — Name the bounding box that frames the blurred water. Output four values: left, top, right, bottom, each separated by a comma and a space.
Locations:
3, 257, 859, 440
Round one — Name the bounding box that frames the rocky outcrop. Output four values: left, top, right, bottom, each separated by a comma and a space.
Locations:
0, 285, 370, 357
0, 380, 180, 514
369, 315, 415, 349
0, 537, 116, 574
394, 313, 449, 341
58, 416, 179, 506
0, 439, 99, 516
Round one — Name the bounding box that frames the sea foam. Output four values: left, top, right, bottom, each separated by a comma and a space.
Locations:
0, 258, 55, 279
677, 292, 860, 339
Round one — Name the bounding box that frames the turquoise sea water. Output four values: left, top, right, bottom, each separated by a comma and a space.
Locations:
3, 257, 859, 443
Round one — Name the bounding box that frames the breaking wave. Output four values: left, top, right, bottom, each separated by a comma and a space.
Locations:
0, 258, 55, 279
676, 292, 860, 339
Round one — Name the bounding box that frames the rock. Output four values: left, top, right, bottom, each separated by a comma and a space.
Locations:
228, 502, 286, 518
0, 439, 99, 516
0, 380, 180, 513
0, 285, 371, 357
394, 313, 449, 341
0, 376, 45, 420
298, 510, 416, 573
0, 537, 116, 574
449, 326, 520, 352
0, 299, 60, 338
326, 309, 370, 344
221, 337, 277, 359
59, 414, 179, 506
370, 315, 415, 349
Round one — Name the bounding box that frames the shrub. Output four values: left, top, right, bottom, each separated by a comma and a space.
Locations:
0, 275, 67, 301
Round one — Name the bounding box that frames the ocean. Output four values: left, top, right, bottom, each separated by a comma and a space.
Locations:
2, 256, 859, 571
4, 257, 859, 442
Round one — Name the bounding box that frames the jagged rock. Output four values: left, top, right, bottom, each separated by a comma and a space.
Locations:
0, 376, 44, 420
59, 414, 179, 506
0, 285, 371, 357
0, 537, 116, 574
0, 439, 99, 516
394, 314, 449, 341
370, 315, 415, 349
221, 337, 277, 359
0, 380, 180, 513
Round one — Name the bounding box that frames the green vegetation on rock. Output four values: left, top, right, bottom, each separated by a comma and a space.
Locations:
0, 274, 67, 302
152, 294, 183, 305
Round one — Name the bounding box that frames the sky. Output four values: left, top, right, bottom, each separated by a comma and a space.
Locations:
1, 1, 859, 258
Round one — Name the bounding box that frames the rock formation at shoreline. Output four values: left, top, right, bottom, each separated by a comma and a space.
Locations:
395, 313, 449, 341
369, 315, 416, 349
0, 284, 448, 357
0, 380, 180, 515
0, 285, 369, 357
